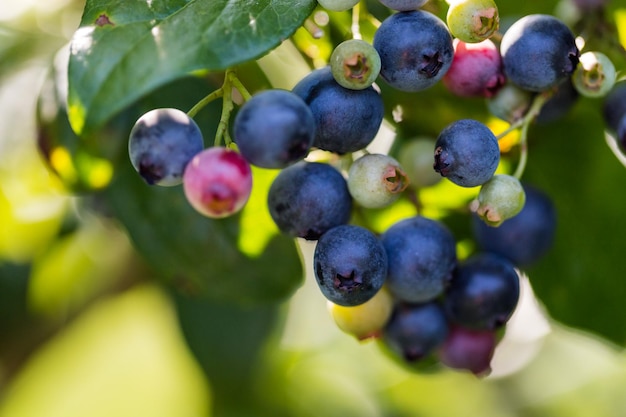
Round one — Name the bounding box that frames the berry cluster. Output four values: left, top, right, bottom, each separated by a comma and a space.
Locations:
127, 0, 620, 375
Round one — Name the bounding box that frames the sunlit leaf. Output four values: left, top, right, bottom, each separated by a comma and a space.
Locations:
68, 0, 317, 134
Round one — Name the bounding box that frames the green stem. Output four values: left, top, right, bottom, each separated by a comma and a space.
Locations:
187, 88, 223, 118
187, 69, 253, 147
228, 70, 252, 101
215, 79, 234, 147
510, 93, 550, 179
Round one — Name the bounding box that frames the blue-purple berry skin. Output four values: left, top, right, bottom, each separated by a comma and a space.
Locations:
603, 81, 626, 134
267, 161, 352, 240
536, 78, 579, 124
233, 89, 315, 169
433, 119, 500, 188
128, 108, 204, 186
383, 301, 449, 363
379, 0, 428, 11
444, 253, 520, 331
472, 184, 557, 267
373, 10, 454, 92
500, 14, 579, 92
314, 225, 388, 306
617, 115, 626, 154
292, 67, 384, 154
381, 216, 457, 303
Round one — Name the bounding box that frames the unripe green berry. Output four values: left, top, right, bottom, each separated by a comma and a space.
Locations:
572, 51, 616, 98
317, 0, 360, 12
471, 174, 525, 227
328, 287, 394, 340
330, 39, 381, 90
396, 138, 442, 188
348, 153, 409, 208
447, 0, 499, 43
487, 83, 533, 123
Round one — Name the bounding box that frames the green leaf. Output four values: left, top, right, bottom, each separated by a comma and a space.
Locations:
521, 98, 626, 345
104, 158, 304, 305
172, 290, 279, 414
67, 0, 317, 134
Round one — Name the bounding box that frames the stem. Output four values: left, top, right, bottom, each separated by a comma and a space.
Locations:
495, 118, 525, 140
187, 88, 223, 118
510, 93, 550, 179
215, 79, 234, 147
513, 122, 530, 179
228, 70, 252, 101
351, 2, 362, 40
187, 69, 253, 147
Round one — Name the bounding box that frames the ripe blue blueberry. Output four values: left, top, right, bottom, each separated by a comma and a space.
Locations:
292, 67, 384, 154
233, 89, 315, 169
472, 183, 557, 267
433, 119, 499, 187
378, 0, 428, 11
535, 78, 579, 124
444, 253, 520, 330
381, 216, 457, 303
128, 108, 204, 186
500, 14, 579, 92
314, 225, 388, 306
603, 81, 626, 134
382, 301, 449, 363
267, 161, 352, 240
373, 10, 454, 92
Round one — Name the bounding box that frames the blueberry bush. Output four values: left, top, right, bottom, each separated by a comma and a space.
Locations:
2, 0, 626, 416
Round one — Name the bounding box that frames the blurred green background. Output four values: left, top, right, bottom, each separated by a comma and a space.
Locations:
2, 1, 626, 416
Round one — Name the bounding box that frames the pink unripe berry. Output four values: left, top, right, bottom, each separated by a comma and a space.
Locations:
443, 38, 505, 98
183, 147, 253, 218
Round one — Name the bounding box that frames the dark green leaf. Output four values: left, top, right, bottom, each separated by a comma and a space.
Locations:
522, 98, 626, 345
172, 290, 280, 414
104, 158, 303, 305
67, 0, 317, 134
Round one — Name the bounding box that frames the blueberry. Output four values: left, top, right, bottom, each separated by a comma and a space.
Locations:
396, 137, 442, 188
438, 325, 496, 376
433, 119, 500, 188
328, 286, 394, 340
442, 39, 505, 98
183, 147, 253, 218
378, 0, 428, 12
330, 39, 381, 91
487, 83, 534, 123
267, 161, 352, 240
500, 14, 580, 92
347, 153, 409, 209
233, 89, 315, 169
602, 81, 626, 134
472, 183, 557, 267
572, 51, 617, 98
317, 0, 360, 11
471, 174, 526, 227
535, 78, 579, 124
617, 115, 626, 154
381, 216, 457, 303
314, 225, 388, 306
446, 0, 499, 44
128, 108, 204, 186
382, 301, 449, 363
292, 67, 384, 154
444, 253, 520, 330
373, 10, 454, 92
